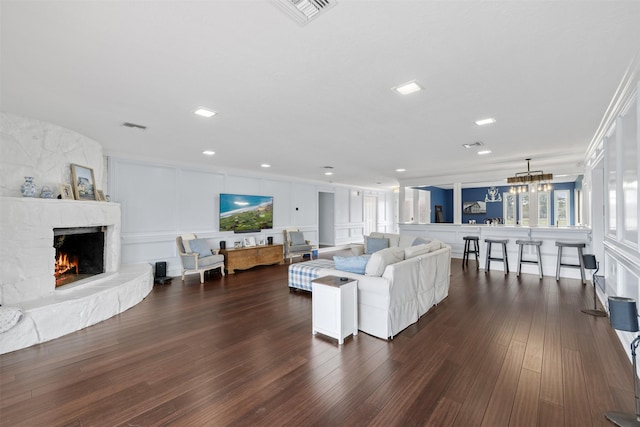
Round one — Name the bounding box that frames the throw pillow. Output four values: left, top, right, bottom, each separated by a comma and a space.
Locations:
189, 239, 212, 258
365, 246, 405, 277
0, 306, 23, 333
365, 237, 389, 254
181, 233, 197, 253
333, 255, 371, 274
289, 231, 306, 246
404, 244, 431, 259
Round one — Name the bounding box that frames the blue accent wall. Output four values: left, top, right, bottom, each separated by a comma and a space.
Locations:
462, 186, 511, 224
417, 183, 577, 225
423, 187, 453, 223
462, 184, 576, 225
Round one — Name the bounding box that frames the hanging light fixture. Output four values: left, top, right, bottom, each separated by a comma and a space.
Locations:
508, 158, 553, 194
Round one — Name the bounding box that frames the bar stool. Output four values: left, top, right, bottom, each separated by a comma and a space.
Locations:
516, 240, 543, 279
555, 241, 587, 284
484, 239, 509, 274
462, 236, 480, 269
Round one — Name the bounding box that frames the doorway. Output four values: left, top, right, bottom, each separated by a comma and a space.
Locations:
364, 195, 377, 235
318, 192, 335, 247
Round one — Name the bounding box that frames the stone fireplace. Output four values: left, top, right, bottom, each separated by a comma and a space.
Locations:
0, 197, 153, 354
0, 112, 153, 354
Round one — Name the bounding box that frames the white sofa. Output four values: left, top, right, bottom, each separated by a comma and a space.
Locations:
317, 238, 451, 340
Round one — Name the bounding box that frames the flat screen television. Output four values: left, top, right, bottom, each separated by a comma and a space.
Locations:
219, 193, 274, 233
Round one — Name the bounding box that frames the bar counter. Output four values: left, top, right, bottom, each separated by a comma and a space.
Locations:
399, 223, 592, 280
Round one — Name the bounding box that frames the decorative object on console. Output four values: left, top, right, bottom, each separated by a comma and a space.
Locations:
96, 189, 107, 201
70, 164, 97, 201
39, 186, 54, 199
20, 176, 36, 197
59, 183, 74, 200
243, 236, 257, 247
581, 254, 606, 317
267, 236, 273, 245
606, 296, 640, 426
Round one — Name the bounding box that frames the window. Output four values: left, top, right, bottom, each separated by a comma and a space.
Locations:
554, 190, 570, 226
537, 191, 550, 226
503, 193, 516, 225
519, 192, 530, 225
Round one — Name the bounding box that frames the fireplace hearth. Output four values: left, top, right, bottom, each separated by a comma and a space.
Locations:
54, 227, 105, 287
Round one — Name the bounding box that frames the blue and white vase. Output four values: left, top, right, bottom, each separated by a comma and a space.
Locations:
20, 176, 36, 197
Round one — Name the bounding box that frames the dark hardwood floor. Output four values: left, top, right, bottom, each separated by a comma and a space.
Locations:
1, 251, 635, 426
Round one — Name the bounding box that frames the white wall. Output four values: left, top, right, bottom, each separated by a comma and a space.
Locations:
585, 71, 640, 363
109, 157, 390, 277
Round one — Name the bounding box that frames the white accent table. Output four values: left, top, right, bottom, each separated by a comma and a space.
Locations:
312, 275, 358, 345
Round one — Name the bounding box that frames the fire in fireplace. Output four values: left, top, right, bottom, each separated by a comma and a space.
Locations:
54, 227, 106, 287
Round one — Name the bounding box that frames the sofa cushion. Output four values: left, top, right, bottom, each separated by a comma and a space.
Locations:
289, 231, 306, 245
365, 246, 405, 277
398, 235, 416, 248
424, 240, 443, 253
412, 237, 431, 246
404, 243, 431, 259
383, 233, 400, 248
365, 237, 389, 254
189, 239, 212, 258
334, 255, 371, 274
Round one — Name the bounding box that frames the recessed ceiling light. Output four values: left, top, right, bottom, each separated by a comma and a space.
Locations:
202, 150, 215, 156
475, 118, 496, 126
392, 80, 422, 95
477, 150, 492, 155
194, 108, 216, 118
396, 168, 406, 172
324, 171, 333, 176
261, 164, 271, 168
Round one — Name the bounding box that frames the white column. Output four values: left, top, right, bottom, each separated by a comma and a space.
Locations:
453, 182, 462, 224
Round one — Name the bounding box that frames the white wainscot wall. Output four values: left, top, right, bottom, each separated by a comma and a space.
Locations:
399, 223, 593, 280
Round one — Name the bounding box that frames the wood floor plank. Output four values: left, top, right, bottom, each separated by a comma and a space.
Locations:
480, 340, 527, 427
0, 253, 636, 426
509, 368, 541, 427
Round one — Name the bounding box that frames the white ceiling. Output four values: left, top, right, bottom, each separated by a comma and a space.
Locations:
2, 1, 639, 189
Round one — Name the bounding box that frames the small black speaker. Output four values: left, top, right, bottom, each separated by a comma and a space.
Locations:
155, 261, 167, 278
220, 241, 226, 250
267, 236, 273, 245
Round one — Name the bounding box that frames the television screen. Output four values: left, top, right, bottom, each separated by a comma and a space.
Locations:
219, 193, 274, 233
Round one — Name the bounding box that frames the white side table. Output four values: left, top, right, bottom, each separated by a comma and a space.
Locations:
312, 275, 358, 345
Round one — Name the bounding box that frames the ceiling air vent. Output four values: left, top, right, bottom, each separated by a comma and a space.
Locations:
271, 0, 337, 25
122, 122, 147, 131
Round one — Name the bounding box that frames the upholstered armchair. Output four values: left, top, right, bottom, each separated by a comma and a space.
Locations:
176, 234, 225, 283
283, 228, 313, 263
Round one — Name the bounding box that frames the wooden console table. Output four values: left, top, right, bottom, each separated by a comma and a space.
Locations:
219, 244, 284, 274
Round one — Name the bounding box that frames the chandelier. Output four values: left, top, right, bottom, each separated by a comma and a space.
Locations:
508, 158, 553, 193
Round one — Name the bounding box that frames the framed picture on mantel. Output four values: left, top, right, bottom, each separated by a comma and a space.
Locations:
70, 164, 97, 201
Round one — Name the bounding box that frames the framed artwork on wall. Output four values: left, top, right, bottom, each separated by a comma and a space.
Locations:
70, 164, 97, 201
463, 201, 487, 214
